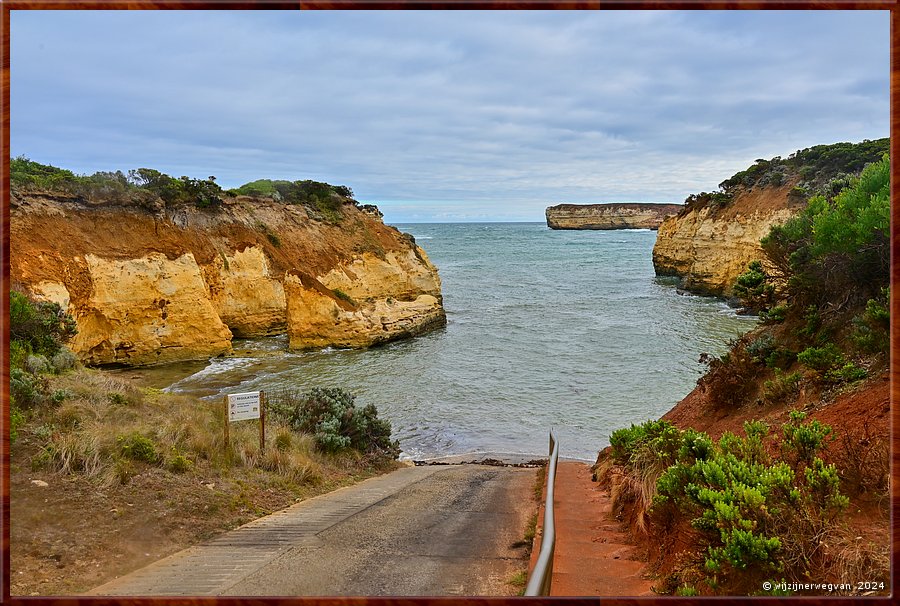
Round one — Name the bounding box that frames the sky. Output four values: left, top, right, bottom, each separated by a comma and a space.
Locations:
10, 10, 890, 223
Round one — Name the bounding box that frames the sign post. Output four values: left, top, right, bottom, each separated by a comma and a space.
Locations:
223, 394, 230, 450
223, 391, 266, 453
259, 391, 266, 453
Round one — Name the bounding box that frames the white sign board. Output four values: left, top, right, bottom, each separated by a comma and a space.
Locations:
228, 392, 261, 422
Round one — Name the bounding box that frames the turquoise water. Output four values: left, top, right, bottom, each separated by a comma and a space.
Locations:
163, 223, 755, 461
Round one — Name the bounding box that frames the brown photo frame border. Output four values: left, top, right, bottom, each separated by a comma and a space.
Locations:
0, 2, 896, 604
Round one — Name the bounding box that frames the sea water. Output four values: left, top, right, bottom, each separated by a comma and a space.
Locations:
162, 223, 755, 461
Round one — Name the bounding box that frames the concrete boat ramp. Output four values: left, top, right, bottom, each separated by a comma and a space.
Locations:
89, 463, 534, 597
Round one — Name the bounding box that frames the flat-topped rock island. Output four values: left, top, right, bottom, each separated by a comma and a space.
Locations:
545, 203, 682, 230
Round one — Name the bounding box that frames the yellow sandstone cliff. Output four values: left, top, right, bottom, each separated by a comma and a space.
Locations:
652, 182, 804, 297
545, 203, 682, 230
11, 190, 445, 366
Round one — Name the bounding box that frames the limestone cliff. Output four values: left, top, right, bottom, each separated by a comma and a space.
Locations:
11, 190, 445, 366
652, 183, 803, 297
545, 203, 682, 230
652, 139, 890, 298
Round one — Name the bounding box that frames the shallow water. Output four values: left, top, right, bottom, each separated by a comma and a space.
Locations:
146, 223, 755, 461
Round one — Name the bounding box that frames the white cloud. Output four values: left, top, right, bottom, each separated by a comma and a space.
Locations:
11, 10, 889, 222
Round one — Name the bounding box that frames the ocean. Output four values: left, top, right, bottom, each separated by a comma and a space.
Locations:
161, 222, 755, 461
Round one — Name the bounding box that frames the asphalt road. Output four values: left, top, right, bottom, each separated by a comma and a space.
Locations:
89, 464, 536, 597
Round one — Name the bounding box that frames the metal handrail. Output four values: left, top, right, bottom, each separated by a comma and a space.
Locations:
524, 430, 559, 596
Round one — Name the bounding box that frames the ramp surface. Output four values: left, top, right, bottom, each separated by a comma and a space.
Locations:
89, 464, 535, 596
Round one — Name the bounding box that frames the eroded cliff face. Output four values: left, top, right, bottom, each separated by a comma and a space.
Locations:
652, 182, 803, 297
11, 191, 445, 365
546, 203, 682, 230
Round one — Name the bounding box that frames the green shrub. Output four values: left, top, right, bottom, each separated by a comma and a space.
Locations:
824, 363, 866, 384
796, 344, 864, 384
10, 291, 78, 358
50, 389, 69, 405
851, 288, 889, 354
229, 179, 289, 197
720, 139, 888, 194
697, 336, 760, 407
760, 305, 787, 324
781, 411, 832, 466
797, 343, 843, 372
25, 354, 51, 375
117, 432, 160, 463
10, 407, 26, 444
762, 154, 889, 310
331, 289, 357, 306
797, 305, 822, 340
764, 348, 796, 370
734, 261, 776, 312
10, 340, 31, 371
745, 334, 776, 363
167, 453, 193, 473
644, 414, 849, 594
108, 392, 130, 406
10, 368, 47, 409
50, 349, 78, 373
851, 320, 888, 355
274, 430, 293, 451
863, 288, 890, 327
230, 178, 354, 222
128, 168, 224, 209
609, 419, 681, 466
763, 371, 802, 404
11, 156, 78, 189
269, 387, 399, 459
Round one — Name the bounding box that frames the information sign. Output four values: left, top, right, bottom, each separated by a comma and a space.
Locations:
228, 391, 261, 422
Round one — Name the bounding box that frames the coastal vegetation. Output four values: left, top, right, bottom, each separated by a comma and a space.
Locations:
9, 290, 401, 595
268, 387, 400, 459
757, 154, 889, 311
682, 138, 889, 212
601, 148, 890, 595
606, 414, 860, 595
10, 156, 365, 221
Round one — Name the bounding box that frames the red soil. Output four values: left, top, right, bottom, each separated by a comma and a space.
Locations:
529, 462, 654, 597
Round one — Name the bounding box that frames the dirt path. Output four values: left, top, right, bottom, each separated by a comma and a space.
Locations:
531, 461, 654, 596
89, 464, 535, 596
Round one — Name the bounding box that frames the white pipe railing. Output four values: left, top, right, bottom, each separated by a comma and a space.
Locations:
524, 430, 559, 596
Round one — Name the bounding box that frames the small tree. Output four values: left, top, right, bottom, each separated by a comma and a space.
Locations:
733, 261, 776, 313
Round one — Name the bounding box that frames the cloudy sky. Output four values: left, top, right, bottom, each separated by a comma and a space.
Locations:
11, 10, 889, 222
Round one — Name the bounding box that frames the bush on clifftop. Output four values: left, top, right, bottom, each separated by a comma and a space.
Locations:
681, 139, 888, 213
11, 157, 369, 221
229, 178, 359, 223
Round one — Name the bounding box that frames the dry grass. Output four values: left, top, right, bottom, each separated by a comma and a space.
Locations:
825, 528, 890, 594
11, 366, 401, 597
28, 368, 392, 492
604, 445, 668, 534
831, 420, 889, 503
